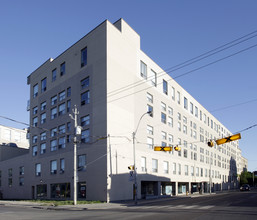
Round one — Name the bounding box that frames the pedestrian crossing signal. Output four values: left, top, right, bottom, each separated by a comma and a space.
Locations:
215, 133, 241, 145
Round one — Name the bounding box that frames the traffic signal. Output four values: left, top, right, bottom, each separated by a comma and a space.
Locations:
215, 133, 241, 145
207, 141, 214, 147
154, 146, 172, 151
128, 165, 134, 170
174, 146, 181, 151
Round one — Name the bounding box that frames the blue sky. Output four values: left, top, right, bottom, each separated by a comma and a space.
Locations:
0, 0, 257, 171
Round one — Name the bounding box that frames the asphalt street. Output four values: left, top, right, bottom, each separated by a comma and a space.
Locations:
0, 190, 257, 220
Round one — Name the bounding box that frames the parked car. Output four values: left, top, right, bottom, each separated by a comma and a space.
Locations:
240, 184, 250, 191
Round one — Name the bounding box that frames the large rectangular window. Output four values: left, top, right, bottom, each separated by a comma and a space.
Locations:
81, 77, 89, 89
50, 160, 57, 174
140, 61, 147, 79
58, 103, 66, 116
52, 69, 57, 82
184, 97, 188, 110
163, 161, 169, 174
40, 143, 46, 154
81, 47, 87, 67
81, 129, 90, 143
51, 107, 57, 119
163, 79, 168, 95
35, 163, 41, 176
152, 159, 158, 173
51, 139, 57, 151
60, 158, 65, 173
41, 78, 47, 93
78, 154, 86, 171
81, 115, 90, 127
150, 69, 157, 86
141, 157, 146, 172
81, 91, 90, 105
33, 84, 38, 98
60, 62, 66, 76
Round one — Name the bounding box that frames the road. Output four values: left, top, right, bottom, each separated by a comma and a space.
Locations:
0, 190, 257, 220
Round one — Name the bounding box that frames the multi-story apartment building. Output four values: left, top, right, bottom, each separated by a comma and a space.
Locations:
0, 19, 246, 201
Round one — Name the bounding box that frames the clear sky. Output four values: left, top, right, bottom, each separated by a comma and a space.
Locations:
0, 0, 257, 171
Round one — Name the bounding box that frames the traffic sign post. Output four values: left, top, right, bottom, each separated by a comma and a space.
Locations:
154, 146, 172, 151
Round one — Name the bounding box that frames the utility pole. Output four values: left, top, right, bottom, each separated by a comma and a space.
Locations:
69, 105, 80, 205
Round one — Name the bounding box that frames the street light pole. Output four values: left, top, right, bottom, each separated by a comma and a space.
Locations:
133, 111, 152, 205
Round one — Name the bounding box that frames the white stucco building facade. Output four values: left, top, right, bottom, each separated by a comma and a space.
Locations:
0, 19, 246, 201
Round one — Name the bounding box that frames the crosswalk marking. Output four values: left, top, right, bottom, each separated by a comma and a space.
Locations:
127, 204, 214, 210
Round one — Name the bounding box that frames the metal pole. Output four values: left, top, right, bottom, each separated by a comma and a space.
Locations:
70, 105, 79, 205
133, 132, 137, 205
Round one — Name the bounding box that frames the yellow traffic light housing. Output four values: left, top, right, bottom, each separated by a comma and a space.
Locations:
174, 146, 181, 151
207, 141, 214, 147
128, 165, 134, 170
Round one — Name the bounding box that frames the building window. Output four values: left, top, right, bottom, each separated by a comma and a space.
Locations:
52, 68, 57, 82
40, 143, 46, 154
152, 159, 158, 173
32, 145, 38, 156
78, 154, 86, 171
81, 115, 90, 127
58, 103, 66, 116
178, 164, 181, 175
178, 122, 181, 131
51, 139, 57, 151
67, 122, 71, 132
59, 91, 66, 101
51, 95, 57, 105
147, 137, 153, 149
58, 124, 66, 134
150, 69, 157, 86
50, 160, 57, 174
173, 163, 176, 174
51, 107, 57, 119
41, 101, 46, 111
184, 97, 188, 110
163, 161, 169, 174
196, 167, 199, 177
67, 87, 71, 97
190, 102, 194, 114
147, 105, 153, 117
41, 78, 47, 93
184, 165, 188, 176
67, 100, 71, 112
33, 106, 38, 115
81, 91, 90, 105
177, 91, 181, 104
183, 125, 187, 134
19, 166, 24, 175
161, 131, 167, 140
19, 177, 24, 186
51, 127, 57, 137
81, 47, 87, 67
163, 79, 168, 95
40, 132, 46, 141
161, 112, 166, 124
32, 135, 37, 144
60, 158, 65, 174
33, 117, 38, 127
195, 106, 198, 118
168, 107, 173, 115
191, 166, 194, 176
40, 113, 46, 124
168, 134, 173, 143
140, 61, 147, 79
60, 62, 66, 76
161, 102, 166, 111
147, 93, 153, 103
33, 84, 38, 98
58, 137, 66, 149
81, 77, 89, 90
147, 125, 153, 135
172, 87, 175, 100
141, 157, 146, 172
35, 163, 41, 176
184, 149, 188, 158
81, 129, 90, 143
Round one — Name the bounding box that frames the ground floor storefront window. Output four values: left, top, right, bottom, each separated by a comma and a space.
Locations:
50, 183, 70, 199
78, 182, 86, 199
36, 184, 47, 198
141, 181, 158, 199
